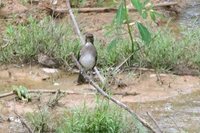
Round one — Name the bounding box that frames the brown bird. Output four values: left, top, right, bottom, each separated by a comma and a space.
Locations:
77, 33, 97, 84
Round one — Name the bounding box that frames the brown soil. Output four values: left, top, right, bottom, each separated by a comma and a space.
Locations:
0, 65, 200, 132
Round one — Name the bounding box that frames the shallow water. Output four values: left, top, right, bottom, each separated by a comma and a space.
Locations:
131, 91, 200, 132
178, 0, 200, 27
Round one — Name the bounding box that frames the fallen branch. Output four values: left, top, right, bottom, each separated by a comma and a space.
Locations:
14, 111, 34, 133
0, 92, 14, 98
71, 53, 156, 133
0, 89, 139, 98
47, 2, 178, 14
123, 67, 155, 72
147, 112, 163, 133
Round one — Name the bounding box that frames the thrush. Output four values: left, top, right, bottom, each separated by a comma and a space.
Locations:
77, 33, 97, 84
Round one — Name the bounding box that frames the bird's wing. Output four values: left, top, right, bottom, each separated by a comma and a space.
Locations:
78, 45, 84, 60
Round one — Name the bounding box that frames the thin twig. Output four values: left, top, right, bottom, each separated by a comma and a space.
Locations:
147, 112, 163, 133
14, 111, 34, 133
0, 92, 14, 98
71, 53, 156, 133
123, 67, 155, 72
112, 43, 147, 75
113, 52, 134, 74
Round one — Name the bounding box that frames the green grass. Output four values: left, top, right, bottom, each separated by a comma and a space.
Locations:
1, 17, 80, 65
143, 27, 200, 70
56, 100, 136, 133
25, 100, 138, 133
144, 29, 181, 70
1, 16, 200, 72
26, 107, 57, 132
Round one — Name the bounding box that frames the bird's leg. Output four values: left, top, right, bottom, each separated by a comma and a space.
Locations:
77, 70, 86, 85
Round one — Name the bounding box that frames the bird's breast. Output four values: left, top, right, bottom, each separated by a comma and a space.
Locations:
79, 54, 96, 70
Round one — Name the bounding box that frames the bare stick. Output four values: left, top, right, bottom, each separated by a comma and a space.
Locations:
71, 53, 156, 132
29, 90, 88, 94
0, 92, 14, 98
47, 2, 178, 14
123, 67, 155, 72
66, 0, 84, 45
147, 112, 163, 133
0, 89, 139, 99
14, 111, 34, 133
94, 67, 105, 84
113, 53, 134, 74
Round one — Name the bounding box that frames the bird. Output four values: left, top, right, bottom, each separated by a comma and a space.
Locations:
77, 33, 97, 84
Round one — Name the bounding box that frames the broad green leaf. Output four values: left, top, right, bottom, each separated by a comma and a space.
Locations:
137, 22, 151, 44
131, 0, 143, 11
115, 3, 127, 25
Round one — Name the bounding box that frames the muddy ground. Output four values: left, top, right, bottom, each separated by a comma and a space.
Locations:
1, 64, 200, 132
1, 0, 200, 132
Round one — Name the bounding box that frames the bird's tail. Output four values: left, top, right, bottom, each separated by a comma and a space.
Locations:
77, 72, 85, 84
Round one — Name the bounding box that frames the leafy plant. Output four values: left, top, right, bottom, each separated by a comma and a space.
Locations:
13, 85, 31, 101
114, 0, 157, 61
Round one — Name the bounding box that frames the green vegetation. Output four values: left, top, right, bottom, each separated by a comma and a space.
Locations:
13, 85, 31, 101
144, 27, 200, 70
57, 101, 136, 133
2, 0, 199, 72
26, 100, 137, 133
26, 108, 57, 132
1, 16, 200, 71
1, 17, 80, 64
115, 0, 156, 59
